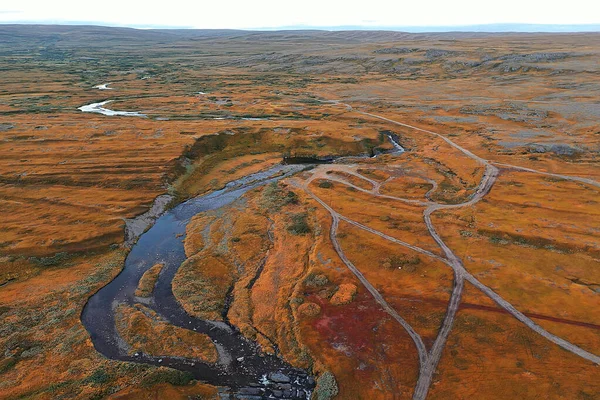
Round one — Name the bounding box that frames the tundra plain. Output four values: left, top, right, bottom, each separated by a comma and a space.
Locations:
0, 26, 599, 399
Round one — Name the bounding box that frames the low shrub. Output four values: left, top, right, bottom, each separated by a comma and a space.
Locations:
29, 252, 71, 267
314, 371, 339, 400
304, 273, 329, 287
141, 368, 194, 387
85, 368, 111, 385
287, 213, 311, 235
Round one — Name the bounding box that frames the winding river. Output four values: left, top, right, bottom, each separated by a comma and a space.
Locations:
81, 164, 314, 399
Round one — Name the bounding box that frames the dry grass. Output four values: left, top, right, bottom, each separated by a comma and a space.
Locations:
115, 304, 218, 362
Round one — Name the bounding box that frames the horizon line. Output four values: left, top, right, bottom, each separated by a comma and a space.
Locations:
2, 21, 600, 33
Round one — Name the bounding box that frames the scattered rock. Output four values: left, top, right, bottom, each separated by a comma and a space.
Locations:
425, 49, 458, 58
549, 144, 582, 156
527, 143, 583, 156
269, 372, 291, 383
238, 387, 261, 395
0, 123, 14, 132
373, 47, 418, 54
499, 52, 571, 63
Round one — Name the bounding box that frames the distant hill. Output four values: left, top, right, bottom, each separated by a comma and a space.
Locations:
1, 24, 598, 49
271, 23, 600, 33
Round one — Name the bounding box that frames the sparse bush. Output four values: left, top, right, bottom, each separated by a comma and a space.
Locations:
29, 252, 71, 267
297, 302, 321, 317
261, 182, 299, 211
0, 357, 18, 374
488, 235, 510, 245
318, 180, 333, 189
284, 190, 299, 205
290, 297, 304, 305
330, 284, 358, 305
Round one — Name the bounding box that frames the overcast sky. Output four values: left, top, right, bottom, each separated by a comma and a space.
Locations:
1, 0, 599, 29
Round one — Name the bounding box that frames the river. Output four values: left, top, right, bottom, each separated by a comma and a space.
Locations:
81, 164, 314, 399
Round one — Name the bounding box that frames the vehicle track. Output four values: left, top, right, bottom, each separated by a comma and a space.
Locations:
306, 100, 600, 399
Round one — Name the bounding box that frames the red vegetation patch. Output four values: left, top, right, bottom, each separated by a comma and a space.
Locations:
311, 291, 391, 355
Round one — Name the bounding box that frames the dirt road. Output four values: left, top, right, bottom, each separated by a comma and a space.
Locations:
303, 100, 600, 399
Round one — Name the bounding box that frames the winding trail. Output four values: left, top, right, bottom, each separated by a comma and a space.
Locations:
326, 98, 600, 187
493, 162, 600, 188
329, 209, 429, 368
302, 99, 600, 399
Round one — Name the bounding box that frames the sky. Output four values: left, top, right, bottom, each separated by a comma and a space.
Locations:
0, 0, 599, 29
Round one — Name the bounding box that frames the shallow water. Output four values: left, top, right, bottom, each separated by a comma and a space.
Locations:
78, 100, 146, 117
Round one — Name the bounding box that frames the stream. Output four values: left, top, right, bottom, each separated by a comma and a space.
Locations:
81, 164, 314, 399
78, 100, 146, 117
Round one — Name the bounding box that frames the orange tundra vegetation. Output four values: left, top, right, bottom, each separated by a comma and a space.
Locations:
1, 25, 600, 399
